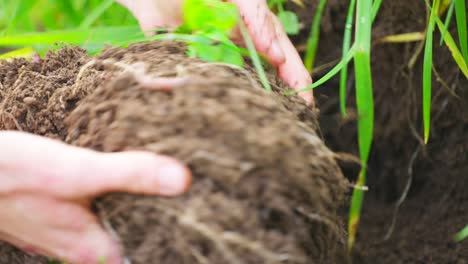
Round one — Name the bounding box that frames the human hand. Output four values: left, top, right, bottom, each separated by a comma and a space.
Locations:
0, 131, 191, 264
116, 0, 313, 104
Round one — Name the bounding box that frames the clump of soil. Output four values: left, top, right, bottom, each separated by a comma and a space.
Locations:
293, 0, 468, 262
0, 42, 347, 263
0, 47, 92, 139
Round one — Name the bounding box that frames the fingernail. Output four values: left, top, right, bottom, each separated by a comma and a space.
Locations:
156, 161, 191, 196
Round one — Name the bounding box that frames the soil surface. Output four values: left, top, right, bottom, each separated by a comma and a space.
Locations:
293, 0, 468, 263
0, 42, 347, 263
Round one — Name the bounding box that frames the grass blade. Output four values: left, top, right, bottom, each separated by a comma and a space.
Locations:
0, 26, 143, 46
54, 0, 83, 26
79, 0, 115, 29
435, 16, 468, 78
348, 0, 374, 252
377, 32, 426, 43
339, 0, 356, 117
440, 0, 455, 46
371, 0, 382, 23
0, 47, 35, 60
455, 0, 468, 64
239, 21, 272, 92
5, 1, 36, 34
304, 0, 327, 72
454, 225, 468, 242
290, 46, 356, 94
422, 0, 439, 144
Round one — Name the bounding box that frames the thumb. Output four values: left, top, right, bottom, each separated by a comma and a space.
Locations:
76, 151, 192, 198
0, 131, 191, 199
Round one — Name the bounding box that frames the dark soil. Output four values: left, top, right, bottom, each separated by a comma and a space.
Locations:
0, 42, 347, 263
293, 0, 468, 263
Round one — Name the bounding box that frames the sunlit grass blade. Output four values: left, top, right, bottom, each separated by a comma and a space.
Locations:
348, 0, 373, 252
288, 45, 356, 94
79, 0, 115, 29
0, 47, 35, 60
440, 0, 455, 46
304, 0, 327, 72
454, 225, 468, 242
435, 16, 468, 78
422, 0, 439, 144
0, 26, 143, 46
455, 0, 467, 64
339, 0, 356, 117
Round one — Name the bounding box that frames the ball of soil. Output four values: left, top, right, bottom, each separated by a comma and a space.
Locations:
0, 42, 347, 264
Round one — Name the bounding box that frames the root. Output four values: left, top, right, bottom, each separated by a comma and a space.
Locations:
189, 150, 255, 174
186, 62, 261, 90
0, 112, 23, 131
295, 207, 345, 245
384, 146, 420, 240
77, 58, 195, 90
76, 59, 98, 83
151, 203, 305, 264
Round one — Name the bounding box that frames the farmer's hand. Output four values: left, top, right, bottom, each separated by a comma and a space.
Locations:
0, 131, 191, 264
116, 0, 313, 104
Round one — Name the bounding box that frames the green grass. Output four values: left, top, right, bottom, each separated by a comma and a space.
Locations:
339, 0, 356, 117
0, 0, 138, 34
454, 0, 467, 64
423, 0, 439, 144
304, 0, 327, 72
346, 0, 374, 251
267, 0, 300, 35
455, 225, 468, 242
291, 0, 378, 250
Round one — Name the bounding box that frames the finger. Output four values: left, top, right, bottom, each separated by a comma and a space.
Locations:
230, 0, 286, 65
48, 221, 121, 264
0, 132, 191, 198
0, 195, 121, 264
116, 0, 182, 34
78, 151, 192, 197
269, 13, 314, 104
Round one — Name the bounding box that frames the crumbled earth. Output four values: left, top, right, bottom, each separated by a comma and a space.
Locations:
0, 42, 347, 263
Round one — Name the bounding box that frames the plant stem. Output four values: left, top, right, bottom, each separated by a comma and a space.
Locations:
422, 0, 439, 144
347, 0, 374, 252
238, 20, 272, 92
304, 0, 327, 72
339, 0, 356, 117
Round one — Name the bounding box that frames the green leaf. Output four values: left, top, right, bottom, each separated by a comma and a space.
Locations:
183, 0, 239, 32
188, 40, 243, 66
278, 11, 299, 35
454, 225, 468, 242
